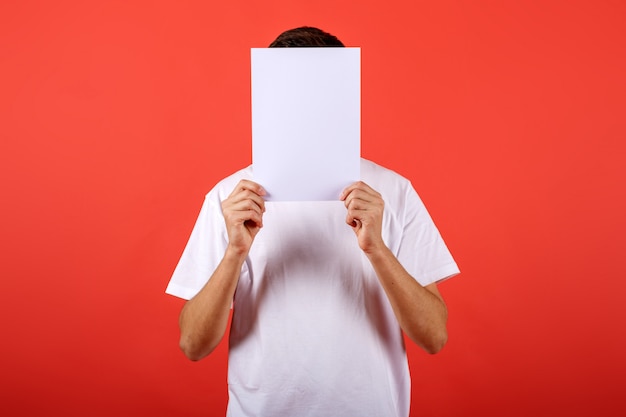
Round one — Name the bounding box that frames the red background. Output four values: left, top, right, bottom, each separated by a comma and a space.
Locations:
1, 1, 625, 416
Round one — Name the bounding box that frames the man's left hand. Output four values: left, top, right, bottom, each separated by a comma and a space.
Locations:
340, 181, 385, 254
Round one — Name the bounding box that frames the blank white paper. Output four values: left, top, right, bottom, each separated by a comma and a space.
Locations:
251, 47, 361, 201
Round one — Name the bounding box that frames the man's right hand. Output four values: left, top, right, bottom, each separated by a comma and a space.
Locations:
221, 180, 266, 256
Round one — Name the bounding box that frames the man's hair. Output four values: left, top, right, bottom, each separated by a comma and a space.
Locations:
269, 26, 345, 48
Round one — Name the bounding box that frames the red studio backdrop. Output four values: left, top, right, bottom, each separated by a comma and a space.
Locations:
1, 1, 624, 416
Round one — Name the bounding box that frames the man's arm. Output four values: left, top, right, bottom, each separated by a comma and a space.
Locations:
340, 181, 448, 354
178, 180, 266, 361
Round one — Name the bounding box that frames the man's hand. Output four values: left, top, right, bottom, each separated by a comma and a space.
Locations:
221, 180, 266, 256
340, 181, 385, 254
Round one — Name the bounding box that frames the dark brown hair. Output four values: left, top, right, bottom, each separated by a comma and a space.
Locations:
269, 26, 345, 48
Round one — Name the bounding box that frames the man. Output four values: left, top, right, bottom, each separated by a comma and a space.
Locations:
166, 27, 459, 417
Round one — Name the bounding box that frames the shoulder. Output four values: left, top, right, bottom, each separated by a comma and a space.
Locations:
360, 158, 414, 196
360, 158, 428, 218
205, 165, 253, 202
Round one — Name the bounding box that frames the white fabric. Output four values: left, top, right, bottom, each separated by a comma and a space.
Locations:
166, 158, 459, 417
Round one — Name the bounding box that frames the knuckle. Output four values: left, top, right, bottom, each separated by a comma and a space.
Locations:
242, 200, 253, 210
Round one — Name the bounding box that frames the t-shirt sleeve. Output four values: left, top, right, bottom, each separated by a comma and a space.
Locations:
165, 194, 228, 300
396, 183, 460, 287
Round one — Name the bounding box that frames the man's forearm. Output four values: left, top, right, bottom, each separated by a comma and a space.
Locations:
177, 179, 264, 361
178, 247, 246, 361
366, 246, 448, 354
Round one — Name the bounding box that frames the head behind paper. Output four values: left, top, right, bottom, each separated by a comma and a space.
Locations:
269, 27, 344, 48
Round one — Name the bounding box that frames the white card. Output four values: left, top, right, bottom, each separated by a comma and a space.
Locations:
251, 47, 361, 201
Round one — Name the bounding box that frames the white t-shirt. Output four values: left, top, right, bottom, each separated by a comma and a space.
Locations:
166, 159, 459, 417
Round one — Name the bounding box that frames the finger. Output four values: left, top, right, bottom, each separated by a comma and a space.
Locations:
340, 181, 377, 200
344, 195, 368, 210
228, 189, 266, 213
230, 209, 264, 228
243, 210, 264, 228
226, 198, 264, 219
343, 190, 381, 211
347, 206, 370, 221
228, 180, 266, 199
345, 212, 362, 229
